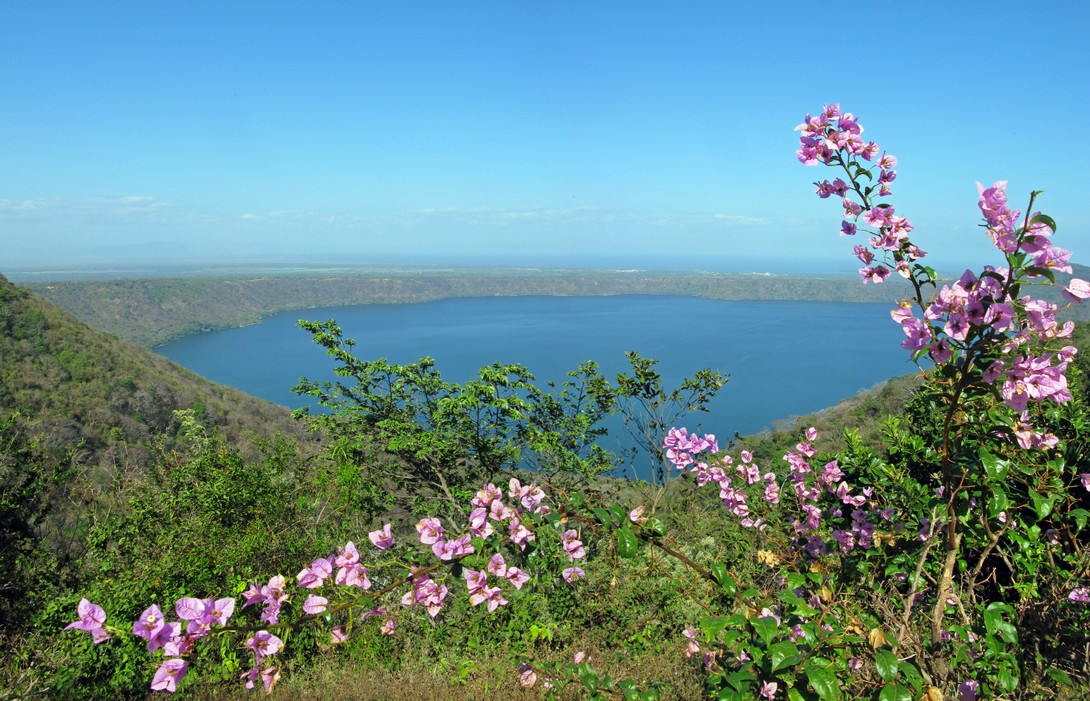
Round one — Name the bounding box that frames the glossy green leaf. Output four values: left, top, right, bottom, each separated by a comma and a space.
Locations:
701, 615, 730, 641
1024, 266, 1057, 283
874, 649, 899, 682
984, 602, 1019, 644
805, 660, 839, 700
752, 616, 778, 646
1030, 212, 1057, 232
878, 684, 912, 701
998, 665, 1019, 693
1028, 489, 1055, 520
711, 564, 737, 597
1047, 668, 1073, 686
770, 640, 800, 672
608, 504, 628, 526
615, 527, 639, 558
898, 661, 923, 692
981, 449, 1009, 482
646, 516, 667, 537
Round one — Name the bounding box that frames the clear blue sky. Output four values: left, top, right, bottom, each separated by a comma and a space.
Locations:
3, 1, 1088, 274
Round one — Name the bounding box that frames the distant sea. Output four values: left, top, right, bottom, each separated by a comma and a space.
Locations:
158, 296, 913, 474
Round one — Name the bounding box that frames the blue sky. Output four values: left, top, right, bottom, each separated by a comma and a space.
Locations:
2, 1, 1088, 274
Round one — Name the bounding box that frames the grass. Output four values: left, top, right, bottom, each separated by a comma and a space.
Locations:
185, 638, 704, 701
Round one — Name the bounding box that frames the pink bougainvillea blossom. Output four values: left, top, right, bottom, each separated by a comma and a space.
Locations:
368, 524, 394, 549
150, 658, 189, 693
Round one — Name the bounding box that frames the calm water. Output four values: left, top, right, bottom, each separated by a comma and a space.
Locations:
158, 296, 913, 471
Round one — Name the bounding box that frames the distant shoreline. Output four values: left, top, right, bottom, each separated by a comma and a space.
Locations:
11, 264, 1087, 349
18, 267, 908, 348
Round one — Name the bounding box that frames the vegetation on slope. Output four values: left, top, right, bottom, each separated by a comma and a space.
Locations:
0, 273, 312, 660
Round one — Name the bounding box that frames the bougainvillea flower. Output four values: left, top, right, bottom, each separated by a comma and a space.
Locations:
506, 567, 531, 590
246, 630, 284, 662
416, 518, 444, 545
297, 556, 334, 588
303, 595, 328, 615
368, 523, 394, 549
1063, 278, 1090, 304
65, 598, 107, 632
150, 658, 189, 693
132, 604, 165, 640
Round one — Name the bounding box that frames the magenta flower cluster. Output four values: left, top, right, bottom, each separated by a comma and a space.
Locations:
64, 477, 587, 694
799, 104, 1087, 454
663, 426, 892, 561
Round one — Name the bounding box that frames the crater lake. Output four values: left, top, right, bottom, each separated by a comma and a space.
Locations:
157, 295, 916, 471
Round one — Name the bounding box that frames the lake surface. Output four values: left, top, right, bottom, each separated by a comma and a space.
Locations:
158, 296, 914, 472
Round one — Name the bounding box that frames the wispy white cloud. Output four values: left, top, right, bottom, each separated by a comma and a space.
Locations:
712, 213, 767, 224
0, 194, 171, 217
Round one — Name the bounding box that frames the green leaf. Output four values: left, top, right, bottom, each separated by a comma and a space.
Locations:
593, 508, 613, 526
1024, 266, 1057, 283
805, 659, 840, 700
710, 563, 737, 597
984, 602, 1019, 644
1028, 489, 1055, 520
770, 640, 800, 672
987, 489, 1009, 519
1030, 212, 1057, 232
608, 504, 628, 526
701, 616, 730, 641
615, 527, 639, 558
701, 619, 728, 641
997, 665, 1019, 693
577, 670, 598, 694
878, 684, 912, 701
898, 661, 923, 692
1070, 508, 1089, 533
874, 649, 899, 682
981, 449, 1010, 482
752, 616, 778, 646
647, 516, 667, 537
1047, 668, 1073, 686
724, 669, 758, 692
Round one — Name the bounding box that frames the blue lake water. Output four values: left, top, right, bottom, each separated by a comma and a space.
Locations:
158, 296, 914, 473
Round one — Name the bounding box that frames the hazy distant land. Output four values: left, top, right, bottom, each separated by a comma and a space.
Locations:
20, 265, 1089, 348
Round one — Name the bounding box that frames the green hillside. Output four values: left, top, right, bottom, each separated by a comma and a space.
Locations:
0, 272, 300, 459
0, 272, 313, 655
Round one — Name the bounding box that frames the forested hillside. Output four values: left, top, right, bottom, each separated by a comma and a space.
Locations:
0, 272, 315, 679
0, 272, 300, 458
